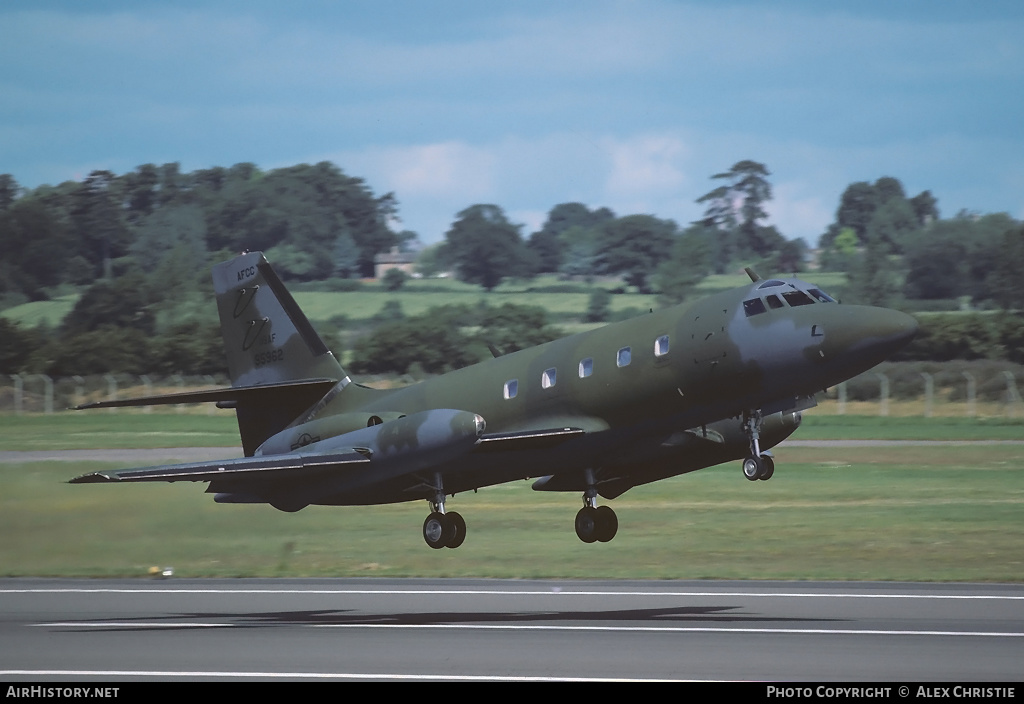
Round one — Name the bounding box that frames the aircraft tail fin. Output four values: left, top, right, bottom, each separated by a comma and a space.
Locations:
211, 251, 348, 455
212, 251, 346, 388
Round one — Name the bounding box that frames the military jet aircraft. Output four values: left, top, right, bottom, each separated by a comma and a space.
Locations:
71, 251, 917, 548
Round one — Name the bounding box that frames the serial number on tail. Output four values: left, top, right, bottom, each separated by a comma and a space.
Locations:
254, 348, 284, 367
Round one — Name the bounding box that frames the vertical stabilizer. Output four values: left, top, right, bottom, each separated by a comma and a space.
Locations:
212, 251, 346, 388
212, 251, 347, 455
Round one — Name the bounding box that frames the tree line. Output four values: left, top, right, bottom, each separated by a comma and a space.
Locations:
1, 159, 1022, 377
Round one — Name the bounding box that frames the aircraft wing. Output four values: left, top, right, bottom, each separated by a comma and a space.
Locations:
474, 426, 588, 452
68, 449, 370, 484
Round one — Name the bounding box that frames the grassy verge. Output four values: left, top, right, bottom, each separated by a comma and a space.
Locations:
2, 444, 1020, 580
0, 412, 241, 451
797, 413, 1024, 440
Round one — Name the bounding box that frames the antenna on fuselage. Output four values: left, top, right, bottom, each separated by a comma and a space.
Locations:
744, 267, 762, 282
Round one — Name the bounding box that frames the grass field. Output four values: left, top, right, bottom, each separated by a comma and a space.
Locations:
1, 445, 1020, 581
0, 411, 1021, 581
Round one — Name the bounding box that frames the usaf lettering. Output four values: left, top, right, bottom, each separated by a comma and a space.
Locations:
237, 265, 256, 281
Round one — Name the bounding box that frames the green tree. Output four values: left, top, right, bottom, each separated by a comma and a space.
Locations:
597, 214, 677, 293
695, 160, 775, 265
477, 303, 563, 354
72, 170, 134, 279
444, 204, 528, 291
528, 203, 615, 274
382, 267, 409, 291
989, 224, 1024, 310
0, 174, 19, 210
585, 288, 611, 322
0, 197, 73, 298
557, 225, 602, 280
655, 225, 710, 305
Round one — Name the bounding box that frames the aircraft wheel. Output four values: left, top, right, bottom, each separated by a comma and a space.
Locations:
742, 455, 764, 481
758, 455, 775, 481
575, 506, 599, 543
423, 512, 452, 549
445, 511, 467, 549
595, 505, 618, 542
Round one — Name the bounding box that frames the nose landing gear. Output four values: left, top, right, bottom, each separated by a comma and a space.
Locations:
741, 410, 776, 481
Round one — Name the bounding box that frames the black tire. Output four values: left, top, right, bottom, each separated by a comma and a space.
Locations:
759, 455, 775, 481
445, 511, 467, 549
742, 455, 763, 481
595, 505, 618, 542
575, 506, 599, 543
423, 512, 450, 549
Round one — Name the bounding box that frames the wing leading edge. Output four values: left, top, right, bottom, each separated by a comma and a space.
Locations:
68, 449, 371, 484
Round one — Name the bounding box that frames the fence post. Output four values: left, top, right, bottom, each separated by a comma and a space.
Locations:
837, 381, 846, 415
72, 375, 84, 409
104, 374, 118, 413
876, 373, 889, 416
172, 374, 184, 413
920, 372, 933, 418
1004, 371, 1021, 418
38, 374, 53, 414
963, 371, 976, 418
141, 375, 152, 413
10, 374, 22, 415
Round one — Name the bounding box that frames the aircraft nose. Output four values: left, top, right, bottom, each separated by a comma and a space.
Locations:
820, 306, 918, 371
878, 308, 919, 346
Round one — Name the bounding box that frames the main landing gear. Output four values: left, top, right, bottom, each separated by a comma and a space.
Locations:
741, 410, 775, 481
422, 473, 466, 549
574, 470, 618, 543
423, 510, 466, 549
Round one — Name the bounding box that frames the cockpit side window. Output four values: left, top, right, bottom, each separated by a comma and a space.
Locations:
766, 294, 785, 309
782, 290, 815, 307
808, 288, 836, 303
743, 298, 767, 317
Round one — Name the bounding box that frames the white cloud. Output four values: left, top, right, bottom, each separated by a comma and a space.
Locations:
766, 182, 833, 244
338, 141, 497, 200
604, 134, 689, 196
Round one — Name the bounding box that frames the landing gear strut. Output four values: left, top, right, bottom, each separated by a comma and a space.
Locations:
574, 471, 618, 543
741, 410, 775, 481
422, 474, 466, 549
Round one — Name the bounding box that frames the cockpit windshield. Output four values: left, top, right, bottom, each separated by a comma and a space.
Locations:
743, 280, 838, 317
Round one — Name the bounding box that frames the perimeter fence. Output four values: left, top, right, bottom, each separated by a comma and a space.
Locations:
1, 362, 1023, 417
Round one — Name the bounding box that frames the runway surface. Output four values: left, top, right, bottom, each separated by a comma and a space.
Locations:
1, 578, 1022, 681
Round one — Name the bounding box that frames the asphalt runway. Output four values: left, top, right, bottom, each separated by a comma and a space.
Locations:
1, 578, 1022, 682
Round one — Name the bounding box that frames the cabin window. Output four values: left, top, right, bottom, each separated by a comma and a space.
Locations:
542, 368, 557, 389
743, 298, 767, 317
655, 335, 669, 356
579, 358, 593, 378
503, 379, 518, 399
766, 294, 785, 309
617, 346, 631, 367
782, 290, 815, 307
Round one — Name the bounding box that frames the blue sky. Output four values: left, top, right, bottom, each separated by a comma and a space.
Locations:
2, 1, 1022, 245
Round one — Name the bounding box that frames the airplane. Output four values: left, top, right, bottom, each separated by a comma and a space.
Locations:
70, 251, 918, 548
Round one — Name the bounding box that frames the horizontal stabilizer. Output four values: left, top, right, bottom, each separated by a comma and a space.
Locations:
68, 449, 370, 484
75, 378, 339, 410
